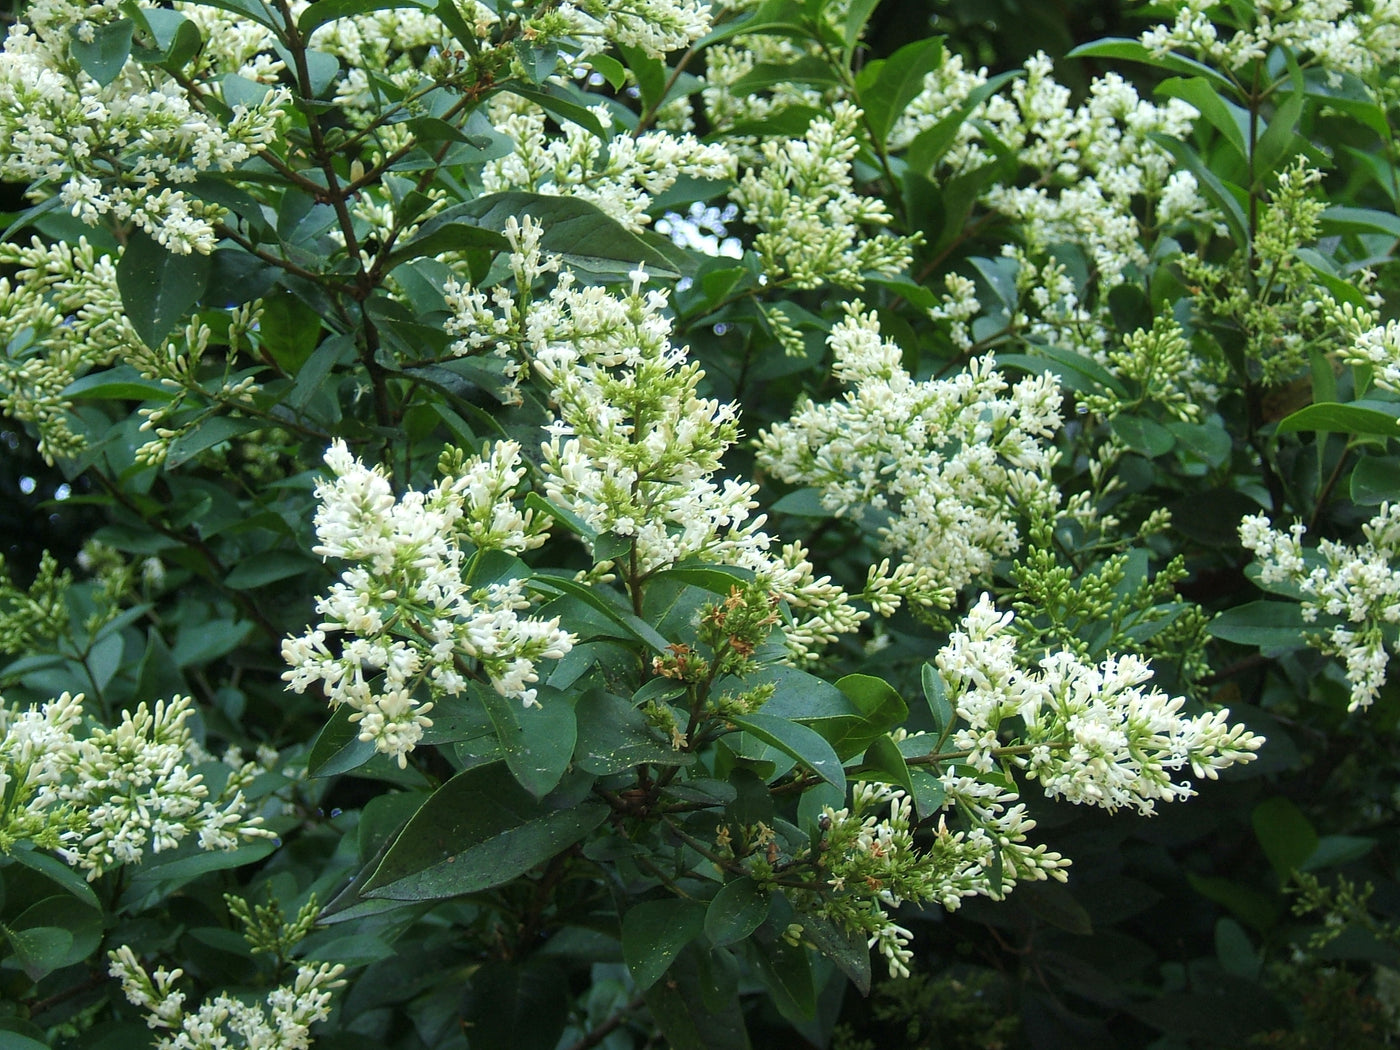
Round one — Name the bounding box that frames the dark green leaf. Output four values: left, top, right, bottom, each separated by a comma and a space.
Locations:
1252, 796, 1318, 881
126, 839, 278, 888
1216, 918, 1260, 980
462, 961, 569, 1050
133, 9, 204, 70
747, 665, 875, 759
572, 689, 692, 773
4, 926, 74, 982
834, 674, 907, 730
453, 192, 686, 277
728, 714, 845, 793
528, 573, 669, 651
858, 735, 914, 795
477, 683, 576, 799
770, 488, 832, 517
1319, 205, 1400, 240
731, 56, 841, 93
0, 1029, 52, 1050
753, 938, 817, 1021
1275, 400, 1400, 437
362, 763, 608, 900
1350, 454, 1400, 504
694, 0, 812, 48
509, 85, 610, 138
69, 19, 134, 86
309, 706, 381, 777
297, 0, 431, 36
906, 69, 1022, 175
165, 416, 259, 469
1111, 415, 1176, 458
1149, 133, 1249, 248
794, 913, 870, 994
1066, 37, 1235, 92
224, 550, 317, 589
1018, 881, 1093, 935
1207, 601, 1308, 650
116, 230, 213, 349
921, 663, 954, 735
705, 877, 770, 947
1252, 86, 1306, 184
841, 0, 880, 63
642, 943, 753, 1050
622, 899, 706, 990
62, 366, 176, 403
854, 37, 944, 150
908, 768, 946, 821
1156, 77, 1248, 161
996, 343, 1126, 396
1302, 834, 1375, 871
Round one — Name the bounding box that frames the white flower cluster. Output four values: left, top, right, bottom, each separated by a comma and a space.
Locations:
1328, 298, 1400, 394
0, 3, 289, 254
309, 6, 458, 120
563, 0, 713, 58
0, 692, 273, 880
1141, 0, 1400, 86
0, 236, 261, 464
978, 55, 1200, 287
444, 216, 864, 658
483, 101, 735, 231
938, 595, 1264, 814
755, 304, 1063, 604
1241, 507, 1400, 711
818, 779, 1067, 978
730, 102, 918, 290
109, 945, 345, 1050
701, 23, 830, 144
282, 440, 572, 764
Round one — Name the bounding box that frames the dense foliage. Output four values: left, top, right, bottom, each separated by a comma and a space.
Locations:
2, 0, 1400, 1047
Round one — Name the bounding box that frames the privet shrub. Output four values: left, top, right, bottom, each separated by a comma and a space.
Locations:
1, 0, 1399, 1047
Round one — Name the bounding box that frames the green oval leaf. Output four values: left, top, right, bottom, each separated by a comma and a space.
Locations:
727, 714, 845, 793
1275, 400, 1400, 437
69, 19, 134, 86
622, 899, 706, 990
573, 689, 693, 774
361, 763, 608, 900
1207, 601, 1308, 650
115, 230, 213, 350
704, 877, 770, 947
477, 683, 576, 799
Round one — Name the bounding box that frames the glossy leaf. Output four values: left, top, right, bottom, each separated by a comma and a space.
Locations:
858, 735, 914, 795
1276, 400, 1400, 436
642, 943, 752, 1050
855, 37, 945, 150
297, 0, 432, 36
477, 683, 576, 799
1156, 77, 1248, 161
622, 899, 706, 990
834, 674, 908, 731
116, 230, 213, 349
361, 763, 607, 900
1252, 797, 1318, 882
1066, 37, 1235, 92
69, 19, 134, 86
572, 689, 693, 774
1207, 601, 1309, 650
705, 877, 770, 947
728, 714, 845, 792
